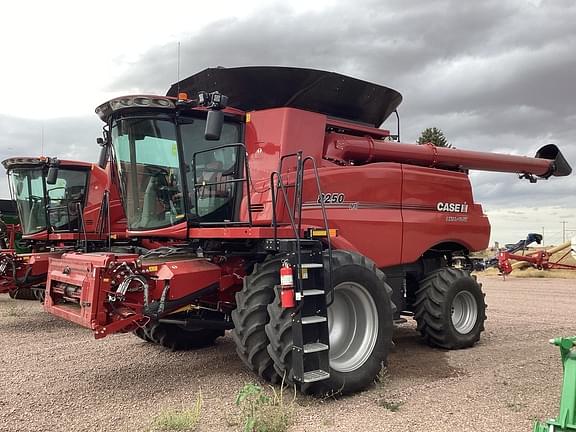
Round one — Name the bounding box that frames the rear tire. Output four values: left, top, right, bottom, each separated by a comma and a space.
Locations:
414, 267, 486, 349
266, 250, 394, 395
231, 259, 282, 384
147, 322, 223, 351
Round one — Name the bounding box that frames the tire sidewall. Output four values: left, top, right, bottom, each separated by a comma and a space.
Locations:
324, 262, 393, 394
441, 276, 485, 346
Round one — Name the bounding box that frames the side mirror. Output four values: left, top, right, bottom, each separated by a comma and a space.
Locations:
98, 143, 109, 168
205, 110, 224, 141
46, 166, 58, 185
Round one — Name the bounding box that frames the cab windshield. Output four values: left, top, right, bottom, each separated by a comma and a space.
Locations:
8, 168, 47, 235
8, 167, 88, 235
112, 115, 241, 230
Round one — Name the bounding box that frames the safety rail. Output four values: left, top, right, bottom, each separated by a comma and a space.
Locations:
95, 190, 112, 250
270, 151, 334, 305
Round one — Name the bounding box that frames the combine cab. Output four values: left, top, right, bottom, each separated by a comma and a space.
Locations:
44, 66, 572, 394
0, 157, 127, 300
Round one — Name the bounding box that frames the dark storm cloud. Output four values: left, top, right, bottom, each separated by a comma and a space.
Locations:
108, 0, 576, 210
0, 114, 102, 198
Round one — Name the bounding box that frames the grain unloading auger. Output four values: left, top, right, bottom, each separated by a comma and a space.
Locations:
43, 66, 572, 395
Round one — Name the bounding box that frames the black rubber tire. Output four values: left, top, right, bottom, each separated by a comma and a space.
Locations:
8, 287, 37, 300
266, 250, 394, 395
231, 258, 282, 384
133, 326, 154, 343
146, 322, 224, 351
414, 267, 486, 349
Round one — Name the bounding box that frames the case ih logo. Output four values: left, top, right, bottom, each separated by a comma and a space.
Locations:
436, 202, 469, 213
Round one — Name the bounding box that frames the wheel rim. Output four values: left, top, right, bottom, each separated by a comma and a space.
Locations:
451, 291, 478, 334
327, 282, 378, 373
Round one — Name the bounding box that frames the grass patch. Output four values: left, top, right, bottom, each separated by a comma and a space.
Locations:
151, 393, 202, 432
375, 365, 391, 386
235, 382, 294, 432
377, 399, 403, 412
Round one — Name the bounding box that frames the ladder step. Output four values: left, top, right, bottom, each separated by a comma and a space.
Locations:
303, 370, 330, 383
299, 263, 323, 269
301, 315, 327, 325
303, 342, 329, 353
302, 289, 324, 296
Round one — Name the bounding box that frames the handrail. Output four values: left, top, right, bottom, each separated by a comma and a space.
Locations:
96, 190, 111, 250
76, 202, 88, 252
302, 156, 334, 307
270, 151, 334, 305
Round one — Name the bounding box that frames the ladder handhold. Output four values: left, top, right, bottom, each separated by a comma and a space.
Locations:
301, 315, 327, 325
302, 289, 324, 296
303, 342, 329, 353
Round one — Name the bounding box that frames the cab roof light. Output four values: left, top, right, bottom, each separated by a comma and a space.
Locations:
95, 95, 176, 121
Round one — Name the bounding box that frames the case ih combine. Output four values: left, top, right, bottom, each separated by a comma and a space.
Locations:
0, 157, 127, 300
44, 67, 571, 395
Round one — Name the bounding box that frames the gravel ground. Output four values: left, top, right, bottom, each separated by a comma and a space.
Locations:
1, 276, 574, 432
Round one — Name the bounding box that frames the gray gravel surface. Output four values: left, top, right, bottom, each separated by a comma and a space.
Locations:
0, 276, 574, 431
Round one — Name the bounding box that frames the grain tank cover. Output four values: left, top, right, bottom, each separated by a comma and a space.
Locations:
167, 66, 403, 127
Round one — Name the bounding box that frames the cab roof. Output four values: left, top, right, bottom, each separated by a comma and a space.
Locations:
1, 157, 93, 171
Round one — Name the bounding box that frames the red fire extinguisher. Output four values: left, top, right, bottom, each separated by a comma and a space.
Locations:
280, 260, 295, 308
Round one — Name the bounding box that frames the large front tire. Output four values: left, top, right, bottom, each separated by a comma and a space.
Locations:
231, 259, 282, 384
414, 267, 486, 349
266, 250, 394, 395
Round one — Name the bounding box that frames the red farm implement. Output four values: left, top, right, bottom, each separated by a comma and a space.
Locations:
498, 240, 576, 275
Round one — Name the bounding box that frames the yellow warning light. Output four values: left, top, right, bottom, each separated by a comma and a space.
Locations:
178, 92, 188, 101
309, 228, 338, 238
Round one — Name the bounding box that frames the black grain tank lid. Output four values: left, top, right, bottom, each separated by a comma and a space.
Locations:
167, 66, 402, 127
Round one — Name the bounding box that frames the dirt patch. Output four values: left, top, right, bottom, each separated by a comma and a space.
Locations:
1, 276, 574, 431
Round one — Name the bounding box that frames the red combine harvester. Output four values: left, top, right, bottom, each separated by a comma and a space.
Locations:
0, 157, 127, 300
44, 67, 572, 395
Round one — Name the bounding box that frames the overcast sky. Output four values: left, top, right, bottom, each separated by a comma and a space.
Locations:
1, 0, 575, 245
